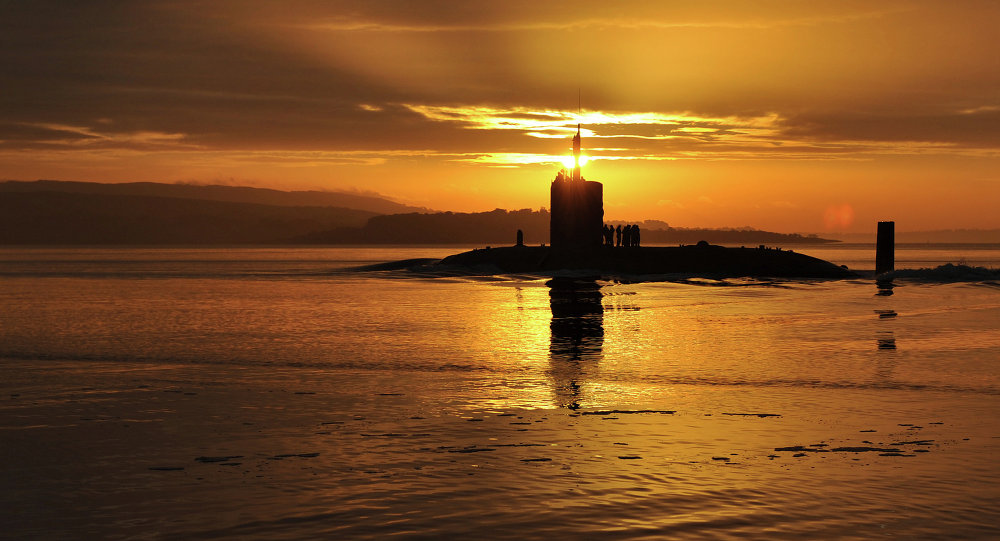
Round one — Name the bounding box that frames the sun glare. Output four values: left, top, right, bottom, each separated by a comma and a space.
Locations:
559, 155, 588, 169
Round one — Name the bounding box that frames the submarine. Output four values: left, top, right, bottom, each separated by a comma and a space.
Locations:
438, 124, 853, 279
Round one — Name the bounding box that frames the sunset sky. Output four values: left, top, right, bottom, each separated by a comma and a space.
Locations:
2, 1, 998, 233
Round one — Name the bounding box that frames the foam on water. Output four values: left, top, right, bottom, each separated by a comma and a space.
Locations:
884, 263, 1000, 283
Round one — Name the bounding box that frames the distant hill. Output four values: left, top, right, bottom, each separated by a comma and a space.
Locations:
298, 209, 837, 245
0, 191, 378, 244
0, 180, 431, 215
298, 209, 550, 244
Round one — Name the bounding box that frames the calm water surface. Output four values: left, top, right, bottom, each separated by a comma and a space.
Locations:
1, 245, 998, 539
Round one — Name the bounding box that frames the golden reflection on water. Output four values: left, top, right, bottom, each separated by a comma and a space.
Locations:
463, 282, 551, 411
475, 278, 808, 411
504, 278, 672, 411
467, 278, 618, 411
468, 273, 1000, 414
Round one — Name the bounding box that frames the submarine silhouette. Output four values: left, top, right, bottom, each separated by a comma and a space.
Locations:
439, 124, 853, 279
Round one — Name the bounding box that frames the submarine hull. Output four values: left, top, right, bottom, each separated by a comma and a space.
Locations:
438, 245, 853, 278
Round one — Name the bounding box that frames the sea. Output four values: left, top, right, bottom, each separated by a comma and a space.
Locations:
1, 244, 998, 539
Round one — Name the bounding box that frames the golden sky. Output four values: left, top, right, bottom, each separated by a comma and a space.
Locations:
2, 1, 998, 232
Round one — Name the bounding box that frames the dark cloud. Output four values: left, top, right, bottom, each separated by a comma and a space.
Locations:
0, 122, 98, 147
1, 2, 394, 141
781, 109, 1000, 147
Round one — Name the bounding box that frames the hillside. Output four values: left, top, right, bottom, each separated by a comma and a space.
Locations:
0, 181, 839, 246
0, 191, 377, 244
0, 180, 430, 215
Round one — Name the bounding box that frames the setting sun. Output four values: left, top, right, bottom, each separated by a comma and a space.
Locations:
560, 154, 589, 170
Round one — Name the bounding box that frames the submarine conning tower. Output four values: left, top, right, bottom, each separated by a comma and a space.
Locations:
550, 123, 604, 250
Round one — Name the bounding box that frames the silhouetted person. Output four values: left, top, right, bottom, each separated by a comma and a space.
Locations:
633, 225, 640, 247
624, 224, 632, 247
516, 229, 524, 247
615, 225, 622, 247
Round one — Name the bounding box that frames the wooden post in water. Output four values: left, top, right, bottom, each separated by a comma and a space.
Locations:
876, 221, 894, 275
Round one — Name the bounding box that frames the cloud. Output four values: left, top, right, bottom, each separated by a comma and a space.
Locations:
297, 10, 905, 34
254, 0, 913, 33
0, 0, 998, 181
20, 123, 192, 149
656, 200, 684, 209
403, 103, 1000, 162
783, 108, 1000, 148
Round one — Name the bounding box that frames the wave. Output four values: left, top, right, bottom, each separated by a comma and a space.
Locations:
338, 258, 440, 272
347, 259, 828, 288
5, 352, 996, 396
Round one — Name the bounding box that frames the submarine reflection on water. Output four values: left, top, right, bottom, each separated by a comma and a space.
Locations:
547, 277, 604, 409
